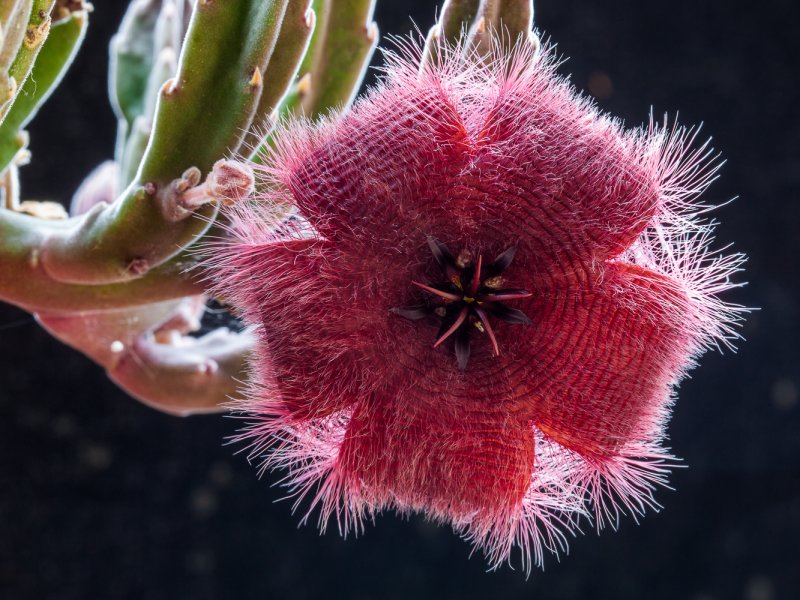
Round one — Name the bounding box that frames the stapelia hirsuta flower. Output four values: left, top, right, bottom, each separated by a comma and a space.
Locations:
208, 39, 744, 571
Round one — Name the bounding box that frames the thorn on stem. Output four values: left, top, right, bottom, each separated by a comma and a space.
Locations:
249, 67, 263, 88
296, 73, 312, 98
24, 16, 52, 49
126, 257, 150, 276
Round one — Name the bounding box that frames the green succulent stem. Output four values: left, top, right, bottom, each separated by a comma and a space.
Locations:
294, 0, 378, 117
117, 115, 150, 189
109, 0, 158, 136
422, 0, 481, 67
242, 0, 315, 156
277, 0, 377, 120
114, 0, 179, 189
141, 0, 289, 181
0, 0, 56, 124
0, 0, 451, 415
6, 0, 292, 287
0, 7, 87, 173
439, 0, 481, 41
1, 1, 34, 73
0, 207, 204, 313
423, 0, 536, 69
479, 0, 533, 37
470, 0, 536, 55
253, 0, 378, 162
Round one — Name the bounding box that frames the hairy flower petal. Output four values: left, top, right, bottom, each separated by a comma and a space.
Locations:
520, 262, 692, 455
336, 397, 536, 520
206, 35, 745, 572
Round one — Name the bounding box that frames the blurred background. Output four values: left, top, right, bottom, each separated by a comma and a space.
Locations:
1, 1, 798, 598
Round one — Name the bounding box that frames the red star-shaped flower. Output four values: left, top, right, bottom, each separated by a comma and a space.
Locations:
209, 40, 743, 569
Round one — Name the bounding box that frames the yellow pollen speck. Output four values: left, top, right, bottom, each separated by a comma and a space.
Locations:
456, 249, 472, 269
483, 275, 503, 289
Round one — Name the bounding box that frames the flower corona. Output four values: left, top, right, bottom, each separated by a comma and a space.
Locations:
208, 37, 744, 571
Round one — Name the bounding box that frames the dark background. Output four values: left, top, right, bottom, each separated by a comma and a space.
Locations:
1, 1, 798, 598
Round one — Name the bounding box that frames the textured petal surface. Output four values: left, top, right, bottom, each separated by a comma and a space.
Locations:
336, 395, 535, 520
213, 238, 377, 420
519, 261, 693, 455
283, 77, 471, 243
267, 45, 659, 278
208, 37, 744, 570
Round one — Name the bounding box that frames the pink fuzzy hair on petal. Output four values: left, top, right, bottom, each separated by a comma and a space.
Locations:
205, 33, 745, 573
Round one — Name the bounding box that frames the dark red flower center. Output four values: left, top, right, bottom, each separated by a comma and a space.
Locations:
392, 237, 533, 371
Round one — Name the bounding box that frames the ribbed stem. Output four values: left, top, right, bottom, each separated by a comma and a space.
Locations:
0, 6, 87, 172
0, 207, 206, 312
38, 299, 254, 416
7, 1, 291, 287
0, 1, 55, 124
242, 0, 315, 155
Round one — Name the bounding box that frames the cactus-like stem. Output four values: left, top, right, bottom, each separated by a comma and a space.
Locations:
117, 116, 150, 189
0, 0, 382, 414
281, 0, 378, 119
422, 0, 537, 69
478, 0, 533, 38
439, 0, 481, 41
251, 0, 378, 162
0, 0, 56, 124
141, 0, 289, 179
241, 0, 315, 155
115, 0, 180, 189
0, 207, 205, 312
421, 0, 479, 67
1, 0, 35, 111
0, 159, 19, 208
37, 298, 253, 415
109, 0, 159, 159
469, 0, 537, 56
0, 0, 33, 113
7, 0, 289, 287
0, 4, 87, 172
109, 1, 192, 173
0, 159, 251, 312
